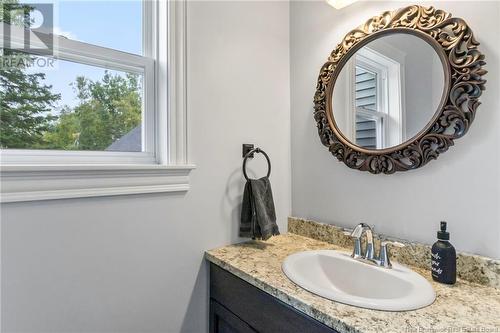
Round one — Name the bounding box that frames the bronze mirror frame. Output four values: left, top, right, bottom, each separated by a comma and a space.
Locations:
313, 5, 486, 174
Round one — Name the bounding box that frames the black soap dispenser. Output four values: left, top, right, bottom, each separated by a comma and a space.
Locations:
431, 221, 456, 285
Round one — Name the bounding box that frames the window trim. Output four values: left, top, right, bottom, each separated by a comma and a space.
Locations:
0, 0, 193, 203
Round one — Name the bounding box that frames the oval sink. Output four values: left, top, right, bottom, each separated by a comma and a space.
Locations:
282, 250, 435, 311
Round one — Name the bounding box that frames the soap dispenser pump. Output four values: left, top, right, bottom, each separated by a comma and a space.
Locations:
431, 221, 456, 285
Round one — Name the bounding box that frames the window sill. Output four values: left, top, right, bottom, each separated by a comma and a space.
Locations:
0, 164, 195, 203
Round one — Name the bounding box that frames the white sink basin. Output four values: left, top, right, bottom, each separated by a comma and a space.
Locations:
282, 250, 435, 311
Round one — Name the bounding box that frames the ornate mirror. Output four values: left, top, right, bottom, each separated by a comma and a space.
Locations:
313, 5, 486, 174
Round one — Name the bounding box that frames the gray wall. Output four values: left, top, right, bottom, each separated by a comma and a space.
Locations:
290, 1, 500, 258
1, 1, 291, 332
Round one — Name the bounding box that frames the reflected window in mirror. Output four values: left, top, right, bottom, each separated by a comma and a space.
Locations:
354, 65, 383, 149
344, 46, 405, 149
333, 33, 446, 151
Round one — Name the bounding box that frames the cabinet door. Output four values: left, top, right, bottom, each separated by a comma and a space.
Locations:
210, 263, 338, 333
210, 299, 257, 333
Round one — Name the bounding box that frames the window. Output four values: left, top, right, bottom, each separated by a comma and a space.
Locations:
354, 65, 382, 149
347, 47, 404, 149
2, 0, 153, 156
3, 52, 146, 152
0, 1, 192, 202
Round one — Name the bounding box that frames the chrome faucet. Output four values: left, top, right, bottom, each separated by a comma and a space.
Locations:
347, 223, 405, 269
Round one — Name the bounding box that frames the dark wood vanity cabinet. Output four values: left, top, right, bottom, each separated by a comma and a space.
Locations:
209, 263, 339, 333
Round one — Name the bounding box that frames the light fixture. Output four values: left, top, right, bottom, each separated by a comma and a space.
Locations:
325, 0, 358, 10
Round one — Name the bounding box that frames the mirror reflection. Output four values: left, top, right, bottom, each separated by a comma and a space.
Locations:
332, 33, 445, 150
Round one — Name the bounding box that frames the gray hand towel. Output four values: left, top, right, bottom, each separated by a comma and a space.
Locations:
240, 176, 280, 240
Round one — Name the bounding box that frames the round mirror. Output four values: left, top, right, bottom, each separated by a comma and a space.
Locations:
332, 32, 445, 150
314, 5, 486, 174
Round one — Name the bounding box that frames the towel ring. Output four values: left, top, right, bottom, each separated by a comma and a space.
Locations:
243, 148, 271, 181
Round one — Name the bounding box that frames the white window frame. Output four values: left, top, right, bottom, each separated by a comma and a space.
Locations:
345, 46, 405, 149
0, 0, 194, 203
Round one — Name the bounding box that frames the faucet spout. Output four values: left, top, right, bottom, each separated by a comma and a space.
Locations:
350, 223, 366, 238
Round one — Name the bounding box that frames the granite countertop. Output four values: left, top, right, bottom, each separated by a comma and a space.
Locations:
205, 233, 500, 333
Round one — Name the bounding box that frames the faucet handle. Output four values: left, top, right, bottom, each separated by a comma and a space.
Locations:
381, 240, 405, 248
343, 231, 363, 259
379, 241, 405, 268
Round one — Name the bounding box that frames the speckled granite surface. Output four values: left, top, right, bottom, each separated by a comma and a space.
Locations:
289, 216, 500, 289
206, 234, 500, 333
